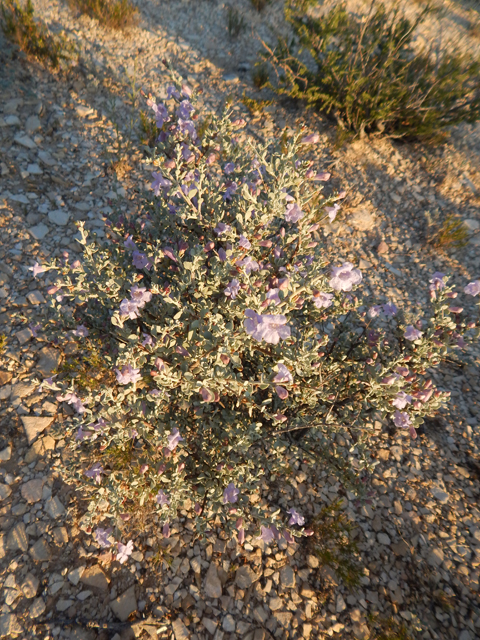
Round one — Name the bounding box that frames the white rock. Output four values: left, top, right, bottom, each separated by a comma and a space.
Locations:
431, 486, 449, 504
21, 573, 39, 598
77, 590, 92, 601
222, 614, 236, 632
38, 151, 56, 167
68, 565, 86, 586
0, 613, 22, 637
336, 594, 347, 612
463, 219, 479, 231
25, 115, 41, 133
377, 533, 391, 546
29, 224, 49, 240
29, 598, 46, 619
56, 599, 74, 612
110, 585, 137, 621
48, 209, 70, 226
21, 416, 54, 444
202, 618, 218, 635
4, 115, 21, 126
280, 565, 296, 589
6, 523, 29, 552
172, 618, 190, 640
235, 565, 260, 589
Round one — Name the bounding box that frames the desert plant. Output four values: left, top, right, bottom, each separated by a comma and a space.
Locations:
425, 212, 469, 250
250, 0, 270, 11
0, 0, 74, 68
252, 62, 270, 89
68, 0, 137, 30
30, 77, 480, 561
241, 92, 273, 115
264, 0, 480, 140
226, 5, 246, 37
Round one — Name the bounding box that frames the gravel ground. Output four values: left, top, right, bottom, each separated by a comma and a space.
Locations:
1, 1, 480, 639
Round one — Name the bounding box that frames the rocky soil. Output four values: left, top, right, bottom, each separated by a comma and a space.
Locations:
1, 1, 480, 639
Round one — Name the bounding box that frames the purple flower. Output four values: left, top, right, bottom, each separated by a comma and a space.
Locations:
94, 528, 112, 548
115, 363, 142, 385
313, 292, 334, 309
329, 262, 362, 292
93, 417, 106, 432
382, 303, 397, 317
404, 325, 423, 341
238, 235, 251, 250
273, 363, 293, 384
156, 490, 170, 507
429, 272, 446, 291
214, 222, 231, 236
119, 299, 140, 319
465, 280, 480, 297
368, 305, 382, 318
57, 391, 86, 414
142, 333, 154, 347
223, 483, 239, 504
301, 133, 320, 144
132, 251, 153, 270
287, 508, 305, 526
325, 203, 340, 222
393, 410, 411, 429
151, 172, 172, 196
415, 388, 434, 403
152, 102, 169, 128
75, 425, 89, 441
178, 118, 197, 139
285, 202, 304, 223
167, 85, 181, 99
244, 310, 291, 345
224, 162, 235, 174
223, 182, 238, 200
266, 288, 281, 306
181, 143, 194, 163
72, 324, 89, 338
258, 525, 282, 543
116, 540, 133, 564
218, 248, 227, 261
177, 99, 194, 120
29, 262, 45, 278
167, 428, 184, 451
85, 462, 103, 484
163, 523, 171, 538
237, 256, 259, 275
392, 391, 413, 409
124, 235, 137, 251
224, 279, 240, 299
130, 285, 152, 308
200, 387, 215, 402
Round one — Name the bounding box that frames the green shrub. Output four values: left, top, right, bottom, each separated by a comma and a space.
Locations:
265, 0, 480, 140
0, 0, 74, 68
68, 0, 138, 30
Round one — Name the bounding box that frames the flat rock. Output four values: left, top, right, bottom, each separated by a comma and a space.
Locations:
4, 115, 21, 126
0, 613, 22, 637
172, 618, 190, 640
202, 618, 218, 635
377, 241, 389, 254
0, 485, 12, 500
431, 486, 449, 503
280, 565, 296, 589
21, 573, 39, 598
27, 290, 46, 305
80, 565, 109, 591
269, 596, 283, 611
30, 538, 52, 562
427, 547, 444, 567
377, 532, 391, 546
28, 224, 49, 241
27, 163, 43, 175
37, 346, 61, 376
15, 327, 33, 344
56, 599, 74, 612
222, 614, 236, 632
45, 495, 66, 519
21, 478, 44, 503
25, 115, 41, 133
14, 135, 36, 149
0, 371, 12, 386
7, 523, 28, 552
0, 385, 12, 401
111, 585, 137, 621
68, 566, 86, 586
463, 219, 480, 231
204, 562, 222, 599
21, 416, 54, 444
29, 598, 46, 619
48, 209, 70, 226
11, 381, 36, 401
235, 565, 261, 589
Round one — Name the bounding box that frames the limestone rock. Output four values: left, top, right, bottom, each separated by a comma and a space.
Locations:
0, 613, 22, 637
21, 416, 54, 444
172, 618, 190, 640
80, 565, 109, 591
21, 573, 39, 598
21, 478, 44, 503
45, 495, 66, 519
37, 346, 61, 376
111, 585, 137, 621
30, 538, 52, 562
29, 598, 46, 619
7, 523, 29, 552
204, 563, 222, 599
235, 565, 261, 589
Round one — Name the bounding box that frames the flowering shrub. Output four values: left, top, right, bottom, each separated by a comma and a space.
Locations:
33, 79, 480, 560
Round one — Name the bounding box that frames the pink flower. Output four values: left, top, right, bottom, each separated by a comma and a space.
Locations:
329, 262, 362, 292
214, 222, 231, 236
301, 133, 320, 144
156, 490, 170, 507
238, 235, 251, 250
325, 203, 340, 222
287, 508, 305, 526
162, 523, 171, 538
223, 483, 239, 504
244, 310, 291, 344
224, 278, 240, 299
404, 326, 423, 341
119, 299, 140, 319
29, 262, 46, 278
72, 324, 89, 338
273, 364, 293, 384
266, 288, 281, 306
115, 364, 141, 385
429, 272, 446, 291
285, 202, 304, 223
464, 280, 480, 297
116, 540, 134, 564
85, 462, 103, 484
275, 386, 288, 399
57, 391, 86, 414
130, 285, 152, 307
392, 391, 413, 409
167, 428, 184, 451
236, 256, 259, 274
200, 387, 215, 402
314, 172, 330, 181
393, 410, 417, 439
313, 292, 334, 309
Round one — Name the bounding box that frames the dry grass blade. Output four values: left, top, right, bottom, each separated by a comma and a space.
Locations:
69, 0, 138, 30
